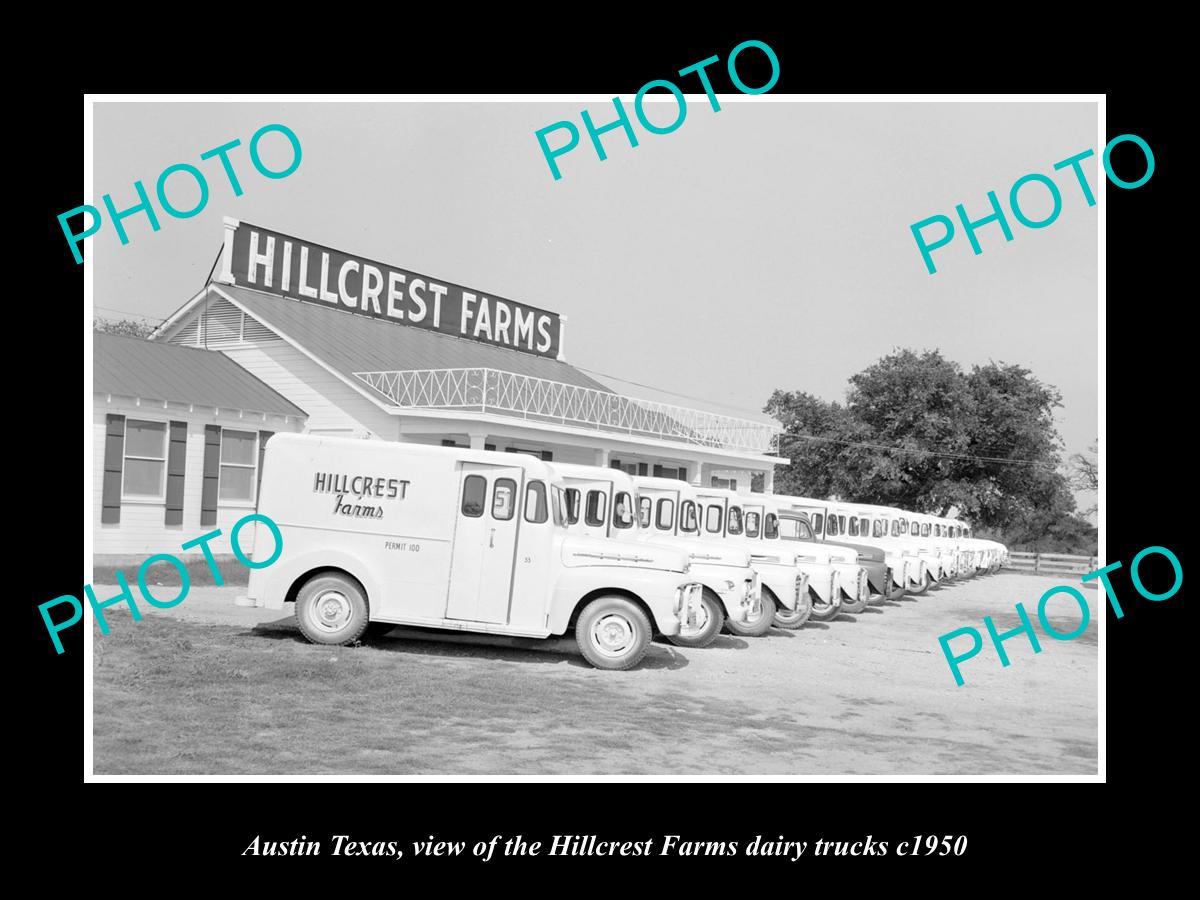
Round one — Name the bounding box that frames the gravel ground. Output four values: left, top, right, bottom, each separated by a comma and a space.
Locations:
91, 571, 1098, 775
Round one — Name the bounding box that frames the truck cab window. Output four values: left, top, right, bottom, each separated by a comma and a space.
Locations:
655, 498, 675, 531
811, 512, 824, 534
525, 480, 548, 523
705, 505, 723, 534
763, 513, 778, 540
745, 511, 760, 538
680, 500, 698, 533
921, 523, 931, 537
873, 519, 885, 538
859, 517, 869, 534
827, 515, 839, 537
563, 488, 580, 525
849, 517, 860, 537
638, 496, 652, 528
613, 491, 634, 529
551, 485, 566, 526
585, 490, 607, 527
727, 506, 743, 535
462, 475, 486, 517
492, 479, 517, 521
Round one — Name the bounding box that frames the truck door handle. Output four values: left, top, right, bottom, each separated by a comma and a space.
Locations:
489, 528, 495, 548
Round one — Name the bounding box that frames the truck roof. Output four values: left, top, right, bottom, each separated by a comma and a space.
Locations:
266, 433, 560, 481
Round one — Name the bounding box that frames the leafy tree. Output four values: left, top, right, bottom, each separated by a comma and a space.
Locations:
765, 349, 1077, 539
94, 317, 157, 338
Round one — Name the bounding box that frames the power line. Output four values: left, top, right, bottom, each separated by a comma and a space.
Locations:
779, 431, 1056, 467
94, 305, 167, 321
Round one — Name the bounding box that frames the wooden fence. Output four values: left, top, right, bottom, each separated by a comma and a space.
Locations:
1004, 551, 1097, 576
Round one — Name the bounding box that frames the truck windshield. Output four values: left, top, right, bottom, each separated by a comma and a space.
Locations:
745, 511, 760, 538
778, 515, 816, 541
613, 491, 634, 529
564, 488, 580, 525
680, 500, 699, 533
551, 485, 566, 526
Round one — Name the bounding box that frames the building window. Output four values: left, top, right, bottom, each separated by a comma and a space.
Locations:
219, 429, 258, 502
122, 419, 167, 499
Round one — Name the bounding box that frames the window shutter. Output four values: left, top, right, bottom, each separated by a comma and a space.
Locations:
484, 443, 496, 451
201, 425, 221, 526
256, 430, 273, 509
638, 463, 648, 476
440, 439, 459, 447
610, 459, 622, 470
653, 465, 664, 477
540, 450, 553, 461
101, 414, 125, 524
164, 421, 187, 525
677, 467, 688, 481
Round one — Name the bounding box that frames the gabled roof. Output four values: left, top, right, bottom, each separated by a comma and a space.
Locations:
94, 331, 306, 418
214, 284, 613, 398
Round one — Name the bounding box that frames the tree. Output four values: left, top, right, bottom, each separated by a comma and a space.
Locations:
1070, 441, 1098, 491
94, 317, 157, 338
765, 349, 1076, 538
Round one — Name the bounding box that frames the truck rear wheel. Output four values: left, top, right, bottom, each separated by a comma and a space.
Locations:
768, 586, 811, 630
576, 595, 652, 670
726, 589, 776, 637
667, 587, 725, 649
295, 573, 370, 646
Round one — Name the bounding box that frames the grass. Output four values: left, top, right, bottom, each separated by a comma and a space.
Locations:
93, 614, 752, 775
93, 555, 248, 587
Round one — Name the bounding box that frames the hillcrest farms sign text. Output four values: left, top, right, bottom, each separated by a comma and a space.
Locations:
219, 219, 563, 359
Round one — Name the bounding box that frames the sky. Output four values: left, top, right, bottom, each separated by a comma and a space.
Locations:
92, 99, 1098, 513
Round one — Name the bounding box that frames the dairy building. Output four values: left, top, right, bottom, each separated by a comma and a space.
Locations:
94, 218, 786, 558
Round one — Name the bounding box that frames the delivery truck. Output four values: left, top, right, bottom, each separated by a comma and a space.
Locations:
235, 435, 702, 670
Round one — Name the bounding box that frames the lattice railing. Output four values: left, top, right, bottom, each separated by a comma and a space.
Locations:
353, 367, 780, 454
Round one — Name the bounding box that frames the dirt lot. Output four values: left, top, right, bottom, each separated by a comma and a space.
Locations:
91, 572, 1098, 775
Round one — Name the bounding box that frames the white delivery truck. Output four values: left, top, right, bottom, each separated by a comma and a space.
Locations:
690, 486, 857, 627
236, 435, 703, 670
550, 465, 761, 648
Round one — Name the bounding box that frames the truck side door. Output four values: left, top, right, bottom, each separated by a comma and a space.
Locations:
446, 462, 524, 624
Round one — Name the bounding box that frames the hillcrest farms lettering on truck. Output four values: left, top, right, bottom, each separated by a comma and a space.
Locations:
219, 219, 563, 359
315, 472, 409, 520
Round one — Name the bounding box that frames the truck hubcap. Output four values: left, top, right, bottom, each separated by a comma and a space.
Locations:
312, 590, 352, 632
592, 614, 635, 657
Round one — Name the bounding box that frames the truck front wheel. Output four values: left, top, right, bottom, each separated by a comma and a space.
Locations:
295, 573, 370, 646
576, 595, 653, 670
726, 589, 776, 637
667, 587, 725, 649
809, 587, 839, 621
768, 586, 811, 630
